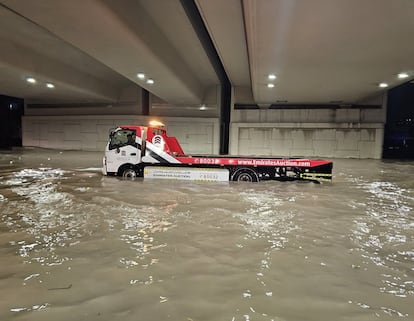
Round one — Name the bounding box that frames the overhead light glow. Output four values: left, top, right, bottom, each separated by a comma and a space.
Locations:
146, 78, 154, 85
267, 83, 275, 88
398, 73, 409, 79
137, 72, 145, 79
379, 83, 388, 88
26, 77, 36, 84
46, 83, 55, 88
199, 104, 207, 110
268, 74, 277, 80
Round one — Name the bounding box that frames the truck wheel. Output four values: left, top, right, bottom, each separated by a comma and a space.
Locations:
120, 166, 137, 179
232, 168, 259, 182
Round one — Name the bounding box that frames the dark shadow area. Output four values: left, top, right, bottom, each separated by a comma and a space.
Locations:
0, 95, 24, 149
383, 81, 414, 159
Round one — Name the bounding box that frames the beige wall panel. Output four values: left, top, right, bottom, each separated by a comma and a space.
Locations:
335, 130, 360, 151
313, 140, 336, 157
231, 123, 384, 159
270, 139, 293, 157
81, 133, 99, 151
313, 129, 336, 140
22, 115, 219, 155
358, 141, 376, 158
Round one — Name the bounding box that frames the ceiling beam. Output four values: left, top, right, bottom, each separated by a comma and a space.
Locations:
1, 0, 208, 105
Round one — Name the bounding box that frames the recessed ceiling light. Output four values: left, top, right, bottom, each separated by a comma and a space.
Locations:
46, 83, 55, 88
267, 83, 275, 88
379, 83, 388, 88
26, 77, 36, 84
398, 73, 409, 79
146, 78, 154, 85
137, 72, 145, 79
199, 104, 207, 111
268, 74, 277, 80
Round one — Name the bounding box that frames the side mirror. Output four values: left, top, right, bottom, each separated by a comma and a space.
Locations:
109, 127, 115, 138
116, 147, 120, 154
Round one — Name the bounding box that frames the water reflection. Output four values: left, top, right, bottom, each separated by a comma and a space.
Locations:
346, 171, 414, 318
349, 176, 414, 295
3, 168, 74, 267
232, 187, 301, 318
0, 152, 413, 321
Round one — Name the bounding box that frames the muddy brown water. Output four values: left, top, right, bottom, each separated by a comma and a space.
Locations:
0, 148, 413, 321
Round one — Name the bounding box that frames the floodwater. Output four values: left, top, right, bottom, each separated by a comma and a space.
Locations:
0, 148, 413, 321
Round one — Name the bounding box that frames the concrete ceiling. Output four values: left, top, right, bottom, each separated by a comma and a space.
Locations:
1, 0, 413, 107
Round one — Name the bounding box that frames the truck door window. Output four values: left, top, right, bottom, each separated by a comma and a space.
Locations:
153, 128, 163, 136
109, 129, 136, 150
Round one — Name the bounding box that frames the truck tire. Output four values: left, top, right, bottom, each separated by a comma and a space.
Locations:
120, 166, 137, 179
232, 168, 259, 182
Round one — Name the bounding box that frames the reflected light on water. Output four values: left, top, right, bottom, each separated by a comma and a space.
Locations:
0, 151, 413, 321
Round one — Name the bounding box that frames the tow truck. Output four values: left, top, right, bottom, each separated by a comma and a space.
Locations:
102, 121, 333, 183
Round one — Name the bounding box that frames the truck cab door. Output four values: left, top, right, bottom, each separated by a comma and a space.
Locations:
105, 129, 140, 174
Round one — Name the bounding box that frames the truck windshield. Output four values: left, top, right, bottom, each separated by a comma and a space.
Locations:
109, 129, 136, 150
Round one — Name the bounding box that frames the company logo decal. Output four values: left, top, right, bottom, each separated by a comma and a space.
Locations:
152, 135, 164, 149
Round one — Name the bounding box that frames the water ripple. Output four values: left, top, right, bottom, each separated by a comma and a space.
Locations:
348, 176, 414, 300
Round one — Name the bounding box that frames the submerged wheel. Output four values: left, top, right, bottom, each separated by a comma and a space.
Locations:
232, 168, 259, 182
120, 166, 137, 179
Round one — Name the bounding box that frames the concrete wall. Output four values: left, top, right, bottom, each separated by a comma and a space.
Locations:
21, 91, 388, 159
22, 115, 220, 154
22, 111, 385, 158
230, 122, 384, 158
230, 101, 386, 158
